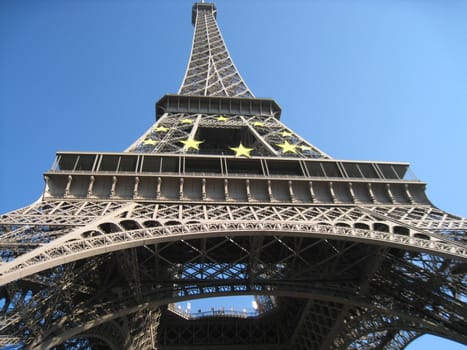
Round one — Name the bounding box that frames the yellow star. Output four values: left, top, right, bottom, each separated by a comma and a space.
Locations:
280, 131, 293, 137
252, 121, 265, 127
276, 140, 297, 154
230, 143, 254, 158
181, 118, 194, 124
300, 145, 313, 151
181, 137, 203, 151
216, 116, 229, 122
142, 139, 158, 146
154, 126, 169, 132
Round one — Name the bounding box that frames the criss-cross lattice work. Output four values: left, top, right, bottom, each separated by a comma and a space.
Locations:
0, 1, 466, 350
127, 308, 161, 349
179, 3, 253, 97
126, 112, 329, 158
1, 199, 465, 349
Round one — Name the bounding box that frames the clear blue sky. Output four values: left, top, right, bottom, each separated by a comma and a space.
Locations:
0, 0, 466, 349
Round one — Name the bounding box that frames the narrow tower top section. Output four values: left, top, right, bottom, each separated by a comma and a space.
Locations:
179, 2, 254, 97
192, 3, 216, 26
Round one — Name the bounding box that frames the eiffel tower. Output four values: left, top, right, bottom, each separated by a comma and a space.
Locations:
1, 2, 466, 349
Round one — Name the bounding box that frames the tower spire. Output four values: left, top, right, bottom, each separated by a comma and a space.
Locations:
179, 2, 254, 97
124, 1, 330, 158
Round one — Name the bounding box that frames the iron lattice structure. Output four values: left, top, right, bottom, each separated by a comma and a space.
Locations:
1, 3, 466, 349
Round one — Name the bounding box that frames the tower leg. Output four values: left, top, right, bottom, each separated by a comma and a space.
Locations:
126, 308, 161, 350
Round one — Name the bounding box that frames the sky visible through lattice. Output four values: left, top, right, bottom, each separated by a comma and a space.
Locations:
1, 1, 467, 349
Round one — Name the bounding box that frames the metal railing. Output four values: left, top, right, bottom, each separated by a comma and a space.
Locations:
168, 303, 258, 320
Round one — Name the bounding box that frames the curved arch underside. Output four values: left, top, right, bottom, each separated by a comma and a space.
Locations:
1, 202, 466, 286
1, 230, 466, 349
0, 200, 466, 349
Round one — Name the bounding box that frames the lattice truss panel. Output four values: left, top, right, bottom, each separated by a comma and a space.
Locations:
127, 112, 328, 159
179, 4, 253, 97
127, 308, 161, 349
1, 1, 465, 349
159, 305, 290, 348
0, 199, 466, 348
370, 206, 467, 240
0, 240, 465, 348
48, 320, 127, 350
329, 310, 420, 350
1, 201, 466, 277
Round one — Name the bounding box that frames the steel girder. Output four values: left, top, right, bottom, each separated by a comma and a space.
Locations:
0, 202, 466, 348
125, 112, 329, 157
179, 3, 253, 97
1, 202, 466, 282
1, 200, 466, 349
1, 1, 467, 349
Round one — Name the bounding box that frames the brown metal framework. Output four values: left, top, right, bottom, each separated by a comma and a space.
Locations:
0, 2, 466, 349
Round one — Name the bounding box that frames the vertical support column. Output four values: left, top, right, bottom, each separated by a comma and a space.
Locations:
111, 176, 118, 198
179, 178, 185, 200
329, 182, 337, 203
134, 177, 140, 199
87, 176, 95, 198
126, 308, 162, 350
367, 183, 376, 203
224, 179, 230, 201
246, 179, 252, 202
156, 177, 162, 199
267, 180, 273, 202
404, 184, 415, 204
44, 175, 50, 196
308, 181, 315, 203
288, 180, 296, 203
348, 183, 357, 204
65, 175, 73, 197
386, 184, 396, 203
202, 178, 207, 200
